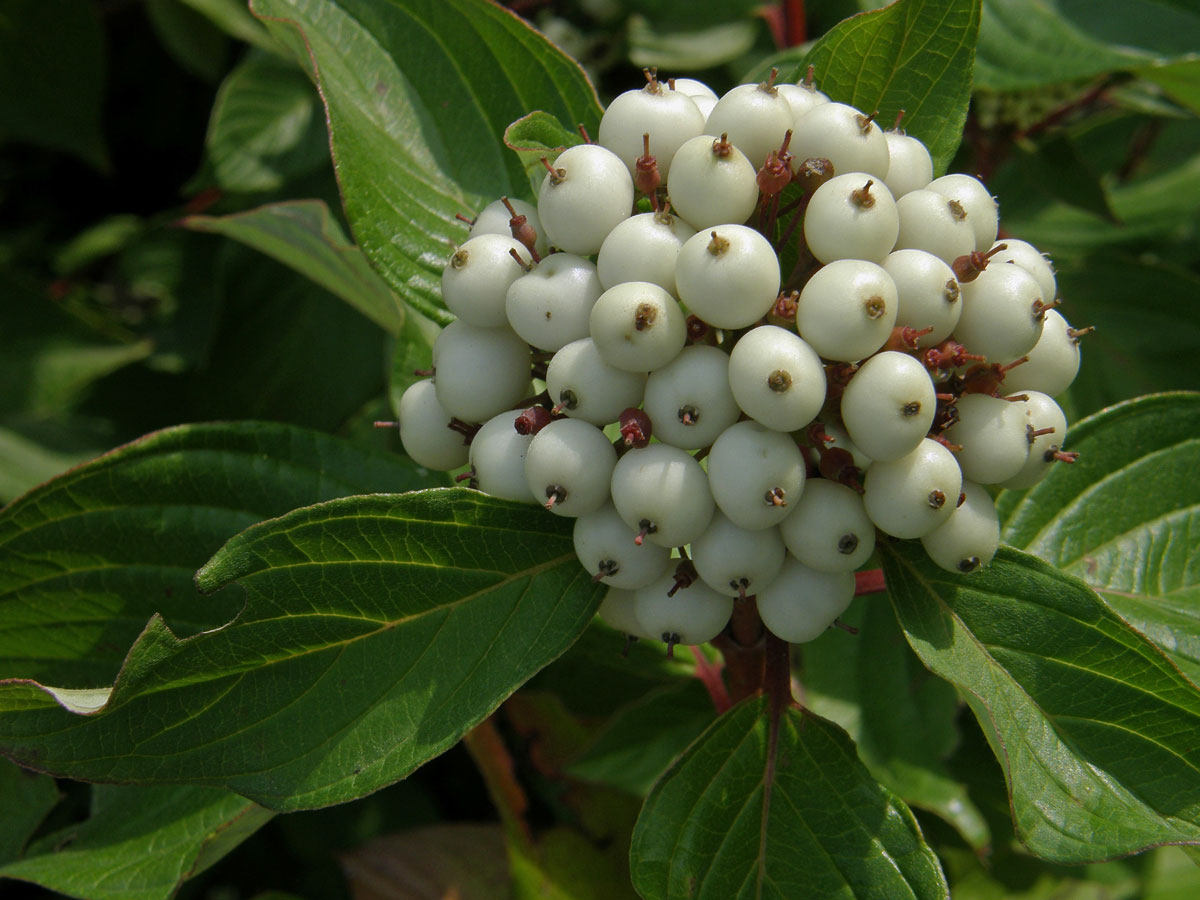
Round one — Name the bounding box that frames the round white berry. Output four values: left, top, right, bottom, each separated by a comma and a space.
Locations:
840, 350, 937, 462
944, 392, 1031, 485
955, 264, 1046, 362
589, 281, 687, 373
537, 144, 634, 255
574, 503, 673, 589
927, 174, 998, 250
791, 102, 890, 180
796, 258, 898, 362
633, 570, 733, 649
524, 418, 617, 517
397, 378, 469, 471
1000, 309, 1081, 397
998, 390, 1069, 490
882, 249, 962, 346
882, 131, 933, 198
468, 196, 549, 259
893, 188, 975, 266
643, 345, 741, 450
705, 80, 795, 169
599, 77, 706, 180
756, 556, 856, 643
597, 210, 696, 297
545, 337, 647, 425
469, 409, 537, 503
610, 443, 715, 548
691, 511, 786, 598
863, 438, 962, 539
778, 479, 875, 574
987, 239, 1056, 302
432, 320, 531, 423
505, 252, 602, 351
666, 134, 759, 231
920, 480, 1000, 574
804, 173, 900, 264
674, 225, 781, 329
727, 325, 826, 431
706, 420, 806, 531
441, 234, 532, 328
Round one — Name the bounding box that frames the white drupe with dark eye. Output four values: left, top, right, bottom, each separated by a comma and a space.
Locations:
524, 418, 617, 517
468, 409, 537, 504
704, 78, 795, 169
921, 480, 1000, 574
943, 392, 1031, 484
632, 570, 734, 653
397, 378, 470, 471
537, 143, 634, 255
573, 503, 673, 590
665, 134, 759, 231
691, 511, 786, 599
706, 420, 806, 531
755, 556, 856, 644
598, 587, 656, 640
882, 248, 961, 346
642, 345, 740, 450
882, 130, 933, 198
791, 101, 890, 180
610, 443, 715, 548
893, 188, 975, 266
955, 264, 1046, 362
840, 350, 937, 462
999, 390, 1070, 490
987, 239, 1056, 302
589, 281, 687, 373
597, 210, 696, 297
674, 225, 781, 329
727, 325, 826, 432
927, 174, 999, 250
505, 253, 602, 352
1000, 310, 1081, 397
545, 337, 647, 425
468, 196, 549, 259
863, 438, 963, 539
803, 173, 899, 264
598, 72, 706, 180
432, 320, 532, 423
779, 479, 875, 573
440, 234, 532, 328
795, 258, 899, 362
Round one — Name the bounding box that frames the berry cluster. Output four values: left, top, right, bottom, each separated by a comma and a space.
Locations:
389, 68, 1088, 655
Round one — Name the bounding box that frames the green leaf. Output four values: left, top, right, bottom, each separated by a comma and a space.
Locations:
1140, 58, 1200, 118
250, 0, 602, 324
999, 392, 1200, 683
567, 680, 716, 797
975, 0, 1149, 91
883, 541, 1200, 863
0, 271, 153, 418
0, 421, 430, 687
182, 245, 388, 431
802, 597, 991, 851
0, 489, 602, 811
1050, 260, 1200, 417
630, 696, 949, 900
0, 426, 90, 505
0, 0, 107, 169
504, 112, 585, 197
1014, 134, 1119, 223
777, 0, 982, 175
0, 758, 58, 865
145, 0, 231, 84
340, 824, 509, 900
179, 0, 284, 55
184, 200, 409, 334
0, 784, 273, 900
200, 53, 330, 193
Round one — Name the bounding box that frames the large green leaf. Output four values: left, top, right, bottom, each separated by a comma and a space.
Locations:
883, 542, 1200, 863
766, 0, 981, 175
999, 393, 1200, 682
976, 0, 1200, 91
250, 0, 602, 322
0, 758, 57, 865
0, 490, 602, 811
0, 421, 430, 687
802, 597, 991, 851
184, 200, 412, 334
0, 0, 107, 168
0, 783, 273, 900
629, 695, 949, 900
200, 52, 330, 193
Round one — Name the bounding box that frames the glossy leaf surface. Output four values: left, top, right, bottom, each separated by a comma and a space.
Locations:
630, 696, 949, 899
884, 542, 1200, 863
250, 0, 602, 321
0, 422, 430, 687
0, 490, 601, 811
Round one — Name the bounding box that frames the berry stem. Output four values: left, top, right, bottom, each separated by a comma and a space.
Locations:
688, 645, 732, 714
